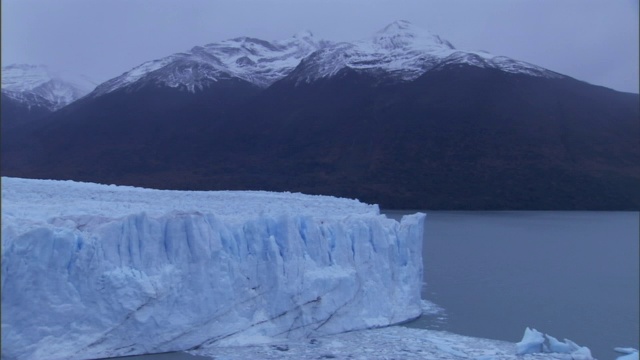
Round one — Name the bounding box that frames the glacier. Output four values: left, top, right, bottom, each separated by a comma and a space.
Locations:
1, 177, 602, 360
1, 177, 424, 360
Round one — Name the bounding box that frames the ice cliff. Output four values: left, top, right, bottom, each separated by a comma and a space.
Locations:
1, 177, 425, 360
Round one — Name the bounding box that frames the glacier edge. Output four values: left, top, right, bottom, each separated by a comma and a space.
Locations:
1, 178, 424, 360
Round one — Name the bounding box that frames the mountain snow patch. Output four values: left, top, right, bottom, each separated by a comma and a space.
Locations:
88, 20, 563, 96
1, 64, 95, 110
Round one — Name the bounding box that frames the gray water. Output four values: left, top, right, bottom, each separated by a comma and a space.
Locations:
385, 211, 639, 360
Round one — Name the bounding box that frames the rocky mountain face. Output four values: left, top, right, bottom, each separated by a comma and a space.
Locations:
3, 21, 638, 209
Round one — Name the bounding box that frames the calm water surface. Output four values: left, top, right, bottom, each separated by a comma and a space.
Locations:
384, 211, 639, 360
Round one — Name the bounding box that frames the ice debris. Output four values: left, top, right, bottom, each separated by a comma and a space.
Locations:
615, 348, 639, 360
516, 327, 594, 359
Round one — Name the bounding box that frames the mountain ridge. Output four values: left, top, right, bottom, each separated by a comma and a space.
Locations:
84, 20, 565, 98
2, 22, 638, 210
1, 64, 95, 111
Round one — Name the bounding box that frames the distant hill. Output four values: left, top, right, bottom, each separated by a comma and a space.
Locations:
3, 21, 639, 209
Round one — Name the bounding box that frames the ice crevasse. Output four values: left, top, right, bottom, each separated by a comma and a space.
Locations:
1, 177, 425, 360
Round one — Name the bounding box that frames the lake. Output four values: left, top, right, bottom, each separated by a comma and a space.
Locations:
384, 211, 639, 360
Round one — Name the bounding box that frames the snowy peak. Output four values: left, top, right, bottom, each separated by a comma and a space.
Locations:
93, 32, 329, 96
287, 20, 562, 84
293, 29, 315, 43
294, 29, 314, 38
91, 21, 563, 96
380, 19, 414, 32
372, 20, 455, 50
2, 64, 52, 91
2, 64, 95, 110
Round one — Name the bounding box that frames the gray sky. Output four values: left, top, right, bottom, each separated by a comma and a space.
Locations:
2, 0, 638, 93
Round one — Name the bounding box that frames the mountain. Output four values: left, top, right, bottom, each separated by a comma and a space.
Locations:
92, 30, 328, 96
287, 20, 561, 84
1, 64, 96, 126
89, 20, 561, 92
2, 21, 639, 209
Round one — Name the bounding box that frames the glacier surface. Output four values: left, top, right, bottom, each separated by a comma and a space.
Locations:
1, 177, 424, 360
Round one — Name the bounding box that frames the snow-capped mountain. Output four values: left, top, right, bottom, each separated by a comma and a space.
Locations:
3, 21, 638, 210
2, 64, 95, 111
93, 30, 330, 96
91, 20, 562, 96
287, 20, 563, 84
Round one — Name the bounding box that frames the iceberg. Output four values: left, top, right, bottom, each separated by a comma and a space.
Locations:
1, 177, 425, 360
516, 327, 594, 359
516, 327, 546, 354
546, 334, 575, 353
618, 353, 640, 360
616, 348, 639, 360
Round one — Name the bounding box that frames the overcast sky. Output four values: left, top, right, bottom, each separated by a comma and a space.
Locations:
2, 0, 638, 93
